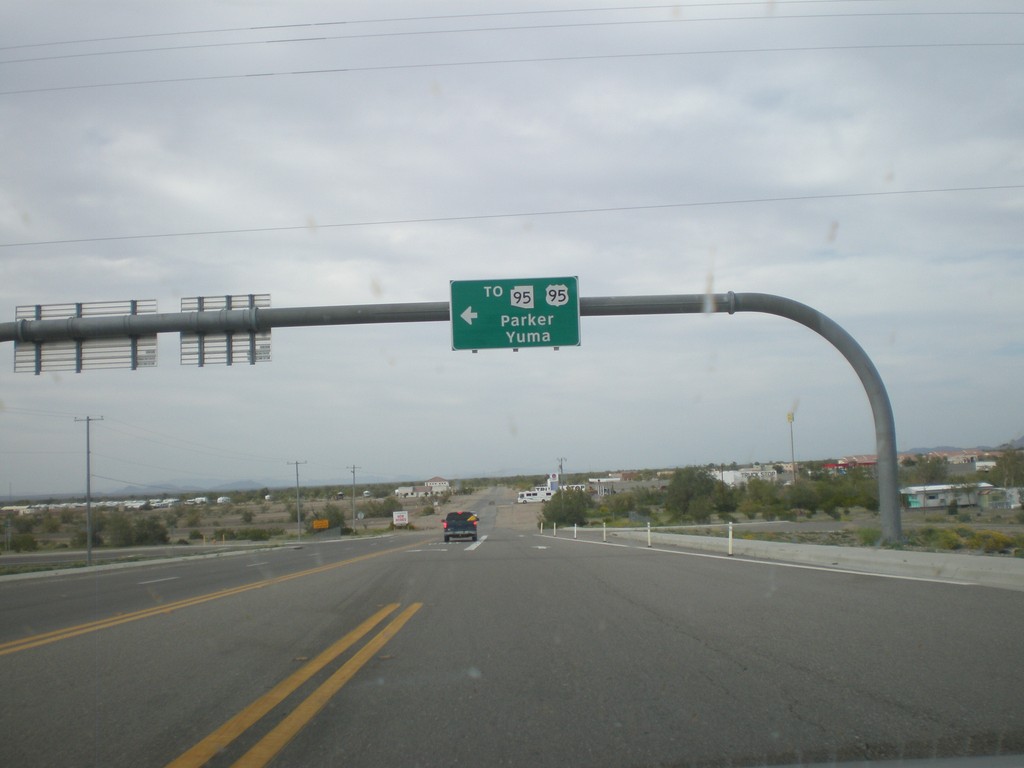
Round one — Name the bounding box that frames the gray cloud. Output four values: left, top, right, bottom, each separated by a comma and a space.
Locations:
2, 1, 1022, 495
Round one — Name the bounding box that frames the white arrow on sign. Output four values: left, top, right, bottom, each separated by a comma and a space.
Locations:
461, 306, 478, 325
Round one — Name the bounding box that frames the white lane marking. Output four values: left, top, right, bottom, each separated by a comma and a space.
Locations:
465, 535, 488, 551
246, 562, 269, 567
536, 534, 975, 586
138, 576, 180, 585
645, 546, 976, 586
535, 535, 628, 549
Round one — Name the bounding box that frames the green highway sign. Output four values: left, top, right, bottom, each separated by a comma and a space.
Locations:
450, 277, 580, 351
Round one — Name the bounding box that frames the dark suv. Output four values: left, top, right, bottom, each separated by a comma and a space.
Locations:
443, 511, 478, 543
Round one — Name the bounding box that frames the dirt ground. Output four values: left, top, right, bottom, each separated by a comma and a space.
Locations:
492, 500, 543, 531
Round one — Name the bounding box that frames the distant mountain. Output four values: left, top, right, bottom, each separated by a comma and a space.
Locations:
902, 445, 964, 455
975, 435, 1024, 451
99, 473, 421, 499
902, 436, 1024, 455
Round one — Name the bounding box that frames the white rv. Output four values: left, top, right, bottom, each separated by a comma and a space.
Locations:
517, 488, 554, 504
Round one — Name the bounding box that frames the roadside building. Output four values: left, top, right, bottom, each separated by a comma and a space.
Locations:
900, 483, 994, 510
587, 475, 622, 496
394, 485, 431, 498
395, 477, 451, 498
425, 477, 450, 493
977, 486, 1021, 511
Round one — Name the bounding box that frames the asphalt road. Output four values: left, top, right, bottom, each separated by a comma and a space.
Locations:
2, 487, 1022, 768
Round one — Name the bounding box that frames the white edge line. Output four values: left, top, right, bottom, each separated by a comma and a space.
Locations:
137, 576, 180, 585
535, 534, 975, 586
536, 536, 630, 549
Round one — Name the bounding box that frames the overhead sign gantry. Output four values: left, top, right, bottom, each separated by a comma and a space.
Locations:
0, 288, 903, 543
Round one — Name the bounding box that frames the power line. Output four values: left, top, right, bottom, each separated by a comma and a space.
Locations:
0, 406, 84, 419
101, 417, 289, 464
90, 451, 251, 480
3, 41, 1020, 97
0, 1, 906, 52
4, 12, 1018, 66
0, 450, 79, 456
2, 184, 1020, 249
89, 473, 202, 491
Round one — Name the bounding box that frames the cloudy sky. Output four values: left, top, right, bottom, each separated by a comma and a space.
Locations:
1, 0, 1022, 497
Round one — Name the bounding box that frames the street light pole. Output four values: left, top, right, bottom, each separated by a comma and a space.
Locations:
557, 456, 566, 522
787, 411, 798, 484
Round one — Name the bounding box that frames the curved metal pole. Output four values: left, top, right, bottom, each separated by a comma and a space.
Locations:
728, 293, 900, 542
583, 292, 902, 542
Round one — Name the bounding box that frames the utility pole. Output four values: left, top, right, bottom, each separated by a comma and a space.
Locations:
75, 416, 103, 566
348, 465, 360, 533
288, 461, 306, 541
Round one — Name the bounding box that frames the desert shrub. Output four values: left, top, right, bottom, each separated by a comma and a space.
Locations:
911, 527, 962, 550
11, 533, 38, 552
969, 530, 1014, 553
856, 528, 881, 546
934, 528, 964, 550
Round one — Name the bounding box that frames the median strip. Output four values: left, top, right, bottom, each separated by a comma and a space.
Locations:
0, 540, 423, 657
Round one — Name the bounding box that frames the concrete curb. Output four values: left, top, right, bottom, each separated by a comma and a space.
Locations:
0, 545, 281, 582
0, 533, 399, 583
610, 531, 1024, 591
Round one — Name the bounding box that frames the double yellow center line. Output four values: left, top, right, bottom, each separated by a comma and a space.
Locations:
2, 544, 427, 766
166, 602, 422, 768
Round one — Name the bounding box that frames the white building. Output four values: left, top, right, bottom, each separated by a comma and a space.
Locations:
425, 477, 450, 493
901, 483, 994, 510
394, 486, 431, 498
395, 477, 451, 498
587, 475, 621, 496
719, 466, 779, 487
